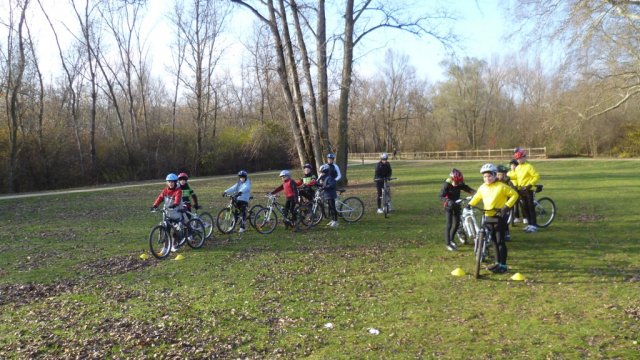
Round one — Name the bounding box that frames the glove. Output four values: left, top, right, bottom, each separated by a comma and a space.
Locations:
500, 206, 510, 216
194, 204, 201, 210
443, 200, 453, 209
525, 185, 532, 191
150, 207, 156, 212
237, 192, 243, 196
222, 192, 226, 197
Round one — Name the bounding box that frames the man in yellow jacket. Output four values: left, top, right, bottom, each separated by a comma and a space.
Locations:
469, 163, 519, 274
512, 148, 540, 233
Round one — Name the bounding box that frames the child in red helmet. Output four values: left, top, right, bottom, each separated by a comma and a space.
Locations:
439, 169, 475, 251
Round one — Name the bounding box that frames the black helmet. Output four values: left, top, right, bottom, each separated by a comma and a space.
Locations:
497, 165, 509, 173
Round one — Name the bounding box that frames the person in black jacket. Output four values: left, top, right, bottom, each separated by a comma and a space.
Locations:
374, 153, 393, 214
439, 168, 475, 251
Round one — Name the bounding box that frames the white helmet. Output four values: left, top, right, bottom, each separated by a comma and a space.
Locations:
480, 163, 497, 174
279, 170, 290, 177
380, 153, 389, 160
319, 164, 330, 173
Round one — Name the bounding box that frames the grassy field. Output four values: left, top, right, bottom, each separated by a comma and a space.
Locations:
0, 159, 639, 358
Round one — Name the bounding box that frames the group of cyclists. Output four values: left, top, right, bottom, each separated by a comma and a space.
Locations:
150, 147, 540, 275
439, 147, 541, 274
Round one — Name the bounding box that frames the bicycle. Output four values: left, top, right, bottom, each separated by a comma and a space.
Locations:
455, 196, 480, 245
253, 194, 312, 234
508, 185, 556, 228
148, 207, 205, 259
472, 208, 505, 279
216, 194, 258, 234
183, 207, 215, 241
308, 189, 365, 225
374, 177, 396, 218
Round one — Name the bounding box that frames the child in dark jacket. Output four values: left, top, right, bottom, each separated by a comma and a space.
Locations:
317, 164, 338, 228
439, 168, 475, 251
374, 152, 393, 214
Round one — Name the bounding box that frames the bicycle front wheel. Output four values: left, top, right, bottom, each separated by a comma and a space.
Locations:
474, 230, 486, 279
198, 212, 215, 240
382, 191, 389, 218
186, 218, 206, 248
149, 225, 171, 259
296, 204, 313, 230
310, 202, 324, 226
338, 197, 365, 223
216, 208, 237, 234
254, 208, 277, 234
535, 197, 556, 228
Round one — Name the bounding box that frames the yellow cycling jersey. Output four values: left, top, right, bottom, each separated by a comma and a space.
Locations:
513, 162, 540, 188
468, 181, 519, 216
507, 169, 517, 186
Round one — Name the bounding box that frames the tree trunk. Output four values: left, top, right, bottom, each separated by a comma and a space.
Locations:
336, 0, 355, 185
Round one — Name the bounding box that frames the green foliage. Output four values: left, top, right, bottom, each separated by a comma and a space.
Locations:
613, 125, 640, 157
0, 160, 639, 357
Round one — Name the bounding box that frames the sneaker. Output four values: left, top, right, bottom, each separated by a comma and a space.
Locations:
377, 208, 384, 214
170, 245, 178, 253
494, 264, 508, 274
524, 225, 538, 233
446, 242, 457, 251
326, 220, 335, 226
513, 218, 521, 224
330, 221, 339, 228
238, 227, 246, 233
487, 263, 500, 271
523, 218, 529, 225
505, 232, 511, 241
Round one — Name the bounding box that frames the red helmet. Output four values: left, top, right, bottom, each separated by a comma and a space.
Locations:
178, 172, 189, 180
450, 168, 463, 183
513, 149, 527, 160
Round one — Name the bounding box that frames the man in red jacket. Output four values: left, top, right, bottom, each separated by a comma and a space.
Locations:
270, 170, 299, 228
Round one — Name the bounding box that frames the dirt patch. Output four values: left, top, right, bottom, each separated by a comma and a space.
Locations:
0, 281, 77, 306
77, 254, 157, 276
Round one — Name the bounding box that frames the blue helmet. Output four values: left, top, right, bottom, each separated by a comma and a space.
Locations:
166, 173, 179, 181
327, 153, 336, 159
238, 170, 248, 177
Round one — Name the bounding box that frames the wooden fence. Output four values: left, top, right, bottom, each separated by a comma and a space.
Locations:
349, 147, 547, 161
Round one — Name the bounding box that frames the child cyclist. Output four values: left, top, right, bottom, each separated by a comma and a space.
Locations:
374, 153, 393, 214
151, 173, 183, 252
439, 169, 475, 251
468, 164, 519, 274
223, 170, 252, 233
178, 172, 200, 213
296, 163, 317, 203
317, 164, 338, 228
513, 148, 541, 233
269, 170, 298, 228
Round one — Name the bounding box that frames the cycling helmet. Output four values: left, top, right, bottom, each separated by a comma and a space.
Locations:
303, 163, 312, 169
279, 170, 290, 177
496, 165, 509, 173
509, 159, 518, 167
237, 170, 248, 177
380, 153, 389, 160
166, 173, 179, 181
514, 149, 527, 159
449, 168, 463, 183
319, 164, 330, 173
480, 163, 497, 174
327, 153, 336, 159
178, 172, 189, 180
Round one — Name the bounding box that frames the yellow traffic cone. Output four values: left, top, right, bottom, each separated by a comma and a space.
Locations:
139, 253, 149, 260
510, 272, 525, 281
451, 267, 465, 276
174, 254, 185, 260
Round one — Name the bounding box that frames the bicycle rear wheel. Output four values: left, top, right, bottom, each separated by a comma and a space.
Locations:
338, 197, 365, 223
216, 208, 237, 234
474, 230, 486, 279
248, 204, 264, 229
149, 225, 171, 259
296, 204, 313, 230
535, 197, 556, 228
186, 218, 205, 248
198, 212, 215, 240
254, 208, 277, 234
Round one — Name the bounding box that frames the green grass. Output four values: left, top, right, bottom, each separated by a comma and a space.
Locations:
1, 160, 639, 358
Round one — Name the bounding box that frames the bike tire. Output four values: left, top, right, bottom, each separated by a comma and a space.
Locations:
254, 208, 277, 234
310, 202, 324, 226
216, 208, 237, 234
463, 216, 477, 240
198, 212, 215, 240
456, 227, 468, 245
248, 204, 264, 229
296, 204, 313, 230
382, 191, 389, 218
186, 218, 206, 248
338, 196, 365, 223
535, 197, 556, 228
149, 225, 171, 259
474, 230, 485, 279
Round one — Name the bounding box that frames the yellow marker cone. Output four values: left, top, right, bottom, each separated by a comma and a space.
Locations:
174, 254, 185, 260
451, 267, 465, 276
139, 253, 149, 260
510, 272, 525, 281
